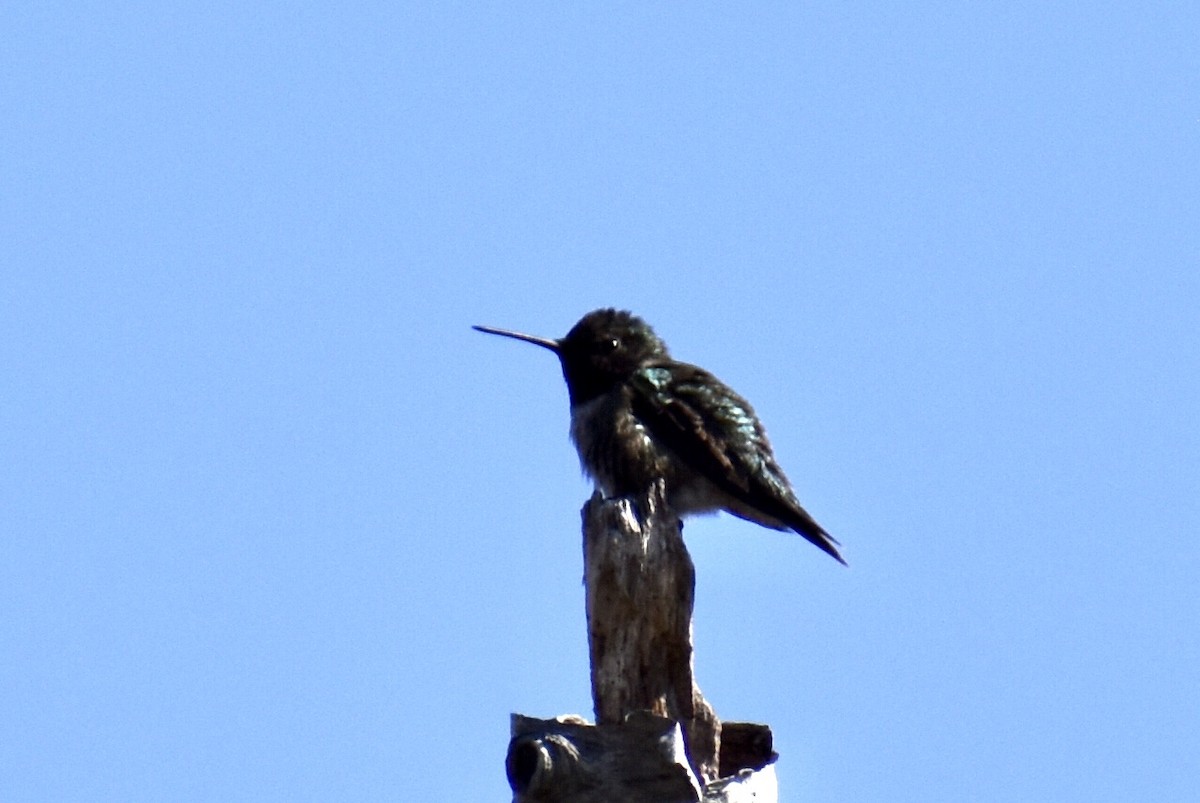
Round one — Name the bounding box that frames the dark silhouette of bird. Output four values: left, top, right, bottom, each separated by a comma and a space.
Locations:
473, 308, 845, 564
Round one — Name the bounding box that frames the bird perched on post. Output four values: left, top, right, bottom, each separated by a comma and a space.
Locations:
474, 308, 845, 565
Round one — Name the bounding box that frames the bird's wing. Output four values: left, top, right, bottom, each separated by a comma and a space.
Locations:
630, 364, 844, 563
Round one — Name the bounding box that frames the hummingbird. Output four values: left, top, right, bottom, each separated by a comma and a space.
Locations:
473, 309, 845, 564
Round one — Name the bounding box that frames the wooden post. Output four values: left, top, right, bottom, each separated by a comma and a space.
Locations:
506, 482, 779, 801
582, 483, 720, 782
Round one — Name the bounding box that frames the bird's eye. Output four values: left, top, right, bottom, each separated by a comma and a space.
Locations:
603, 337, 620, 353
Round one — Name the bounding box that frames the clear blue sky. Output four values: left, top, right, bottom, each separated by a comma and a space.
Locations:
3, 3, 1198, 801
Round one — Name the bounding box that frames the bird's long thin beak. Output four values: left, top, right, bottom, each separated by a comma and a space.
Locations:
472, 324, 561, 354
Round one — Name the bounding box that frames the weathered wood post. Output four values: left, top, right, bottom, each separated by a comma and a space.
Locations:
583, 483, 720, 782
506, 483, 779, 802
